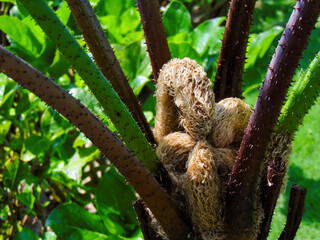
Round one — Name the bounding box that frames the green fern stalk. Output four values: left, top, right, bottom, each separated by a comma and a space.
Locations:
19, 0, 159, 173
277, 52, 320, 135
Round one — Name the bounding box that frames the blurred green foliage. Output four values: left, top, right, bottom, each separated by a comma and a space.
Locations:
0, 0, 319, 239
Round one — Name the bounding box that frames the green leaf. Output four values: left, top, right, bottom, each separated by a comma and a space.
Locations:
96, 0, 124, 17
245, 26, 283, 68
46, 203, 110, 238
95, 167, 139, 237
22, 16, 45, 48
55, 1, 71, 25
119, 41, 141, 80
191, 17, 226, 56
131, 75, 150, 95
120, 7, 141, 35
162, 1, 192, 37
24, 135, 51, 158
15, 227, 39, 240
99, 15, 121, 43
136, 44, 152, 77
16, 192, 35, 210
0, 16, 43, 57
169, 42, 201, 64
62, 147, 100, 180
167, 32, 191, 44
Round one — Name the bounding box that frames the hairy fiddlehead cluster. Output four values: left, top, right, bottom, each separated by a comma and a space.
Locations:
154, 58, 253, 239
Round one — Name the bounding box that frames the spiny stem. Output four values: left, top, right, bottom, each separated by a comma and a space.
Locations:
20, 0, 159, 173
259, 52, 320, 238
278, 184, 307, 240
133, 199, 163, 240
278, 52, 320, 135
0, 46, 192, 240
258, 156, 287, 240
225, 0, 320, 237
136, 0, 171, 80
66, 0, 155, 145
214, 0, 257, 102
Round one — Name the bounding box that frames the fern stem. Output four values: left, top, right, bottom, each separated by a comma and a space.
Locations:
278, 52, 320, 135
137, 0, 171, 80
214, 0, 257, 101
20, 0, 159, 173
259, 52, 320, 240
66, 0, 155, 144
278, 184, 307, 240
225, 1, 320, 237
0, 46, 192, 240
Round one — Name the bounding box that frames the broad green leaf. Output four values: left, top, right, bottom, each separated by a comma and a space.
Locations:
95, 0, 135, 18
167, 32, 191, 44
22, 16, 45, 48
15, 227, 39, 240
95, 167, 139, 237
245, 26, 283, 68
120, 7, 141, 35
24, 135, 51, 158
162, 1, 192, 37
191, 17, 225, 56
55, 1, 71, 25
46, 203, 110, 238
96, 0, 124, 17
131, 76, 150, 95
16, 192, 35, 210
136, 44, 152, 77
0, 16, 42, 57
99, 15, 122, 43
124, 41, 141, 79
130, 44, 152, 95
169, 42, 201, 64
62, 147, 100, 180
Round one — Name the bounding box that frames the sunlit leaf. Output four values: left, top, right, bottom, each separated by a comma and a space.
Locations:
162, 1, 192, 37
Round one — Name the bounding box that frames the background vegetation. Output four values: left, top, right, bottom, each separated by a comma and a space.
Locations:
0, 0, 319, 239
